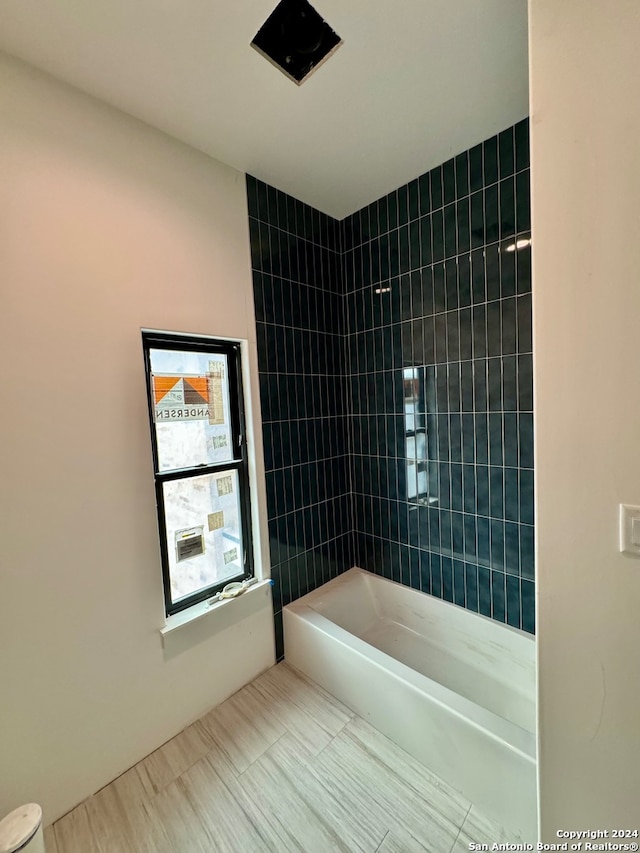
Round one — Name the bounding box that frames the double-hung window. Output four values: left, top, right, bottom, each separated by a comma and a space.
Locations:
142, 331, 253, 615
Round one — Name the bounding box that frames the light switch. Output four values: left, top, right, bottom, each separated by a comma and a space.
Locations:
619, 504, 640, 555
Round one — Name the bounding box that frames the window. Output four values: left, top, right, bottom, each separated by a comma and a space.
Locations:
142, 332, 253, 615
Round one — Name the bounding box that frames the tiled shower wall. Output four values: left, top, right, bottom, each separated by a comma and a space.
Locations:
247, 177, 352, 659
247, 119, 534, 657
344, 119, 534, 632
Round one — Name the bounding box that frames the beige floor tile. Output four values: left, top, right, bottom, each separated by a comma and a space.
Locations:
315, 723, 465, 853
43, 824, 59, 853
160, 752, 274, 852
54, 803, 100, 853
47, 667, 523, 853
249, 731, 386, 851
449, 833, 478, 853
233, 732, 378, 853
151, 776, 220, 853
376, 829, 434, 853
135, 719, 214, 796
250, 662, 353, 754
199, 681, 285, 773
85, 774, 174, 853
345, 716, 471, 820
450, 804, 528, 852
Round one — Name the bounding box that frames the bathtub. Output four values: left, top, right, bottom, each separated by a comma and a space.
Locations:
283, 567, 537, 840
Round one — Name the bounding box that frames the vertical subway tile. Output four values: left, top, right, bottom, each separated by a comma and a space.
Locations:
491, 570, 506, 622
517, 245, 532, 294
501, 248, 516, 298
464, 514, 477, 562
419, 172, 431, 216
441, 556, 454, 602
485, 244, 501, 301
488, 358, 503, 411
444, 203, 458, 258
484, 184, 499, 245
520, 524, 535, 579
499, 177, 516, 239
251, 123, 533, 639
465, 563, 479, 612
471, 248, 486, 304
516, 171, 531, 233
453, 560, 466, 607
455, 151, 470, 198
475, 412, 489, 466
477, 517, 491, 568
515, 118, 530, 172
498, 126, 515, 178
433, 263, 446, 313
505, 522, 521, 577
504, 412, 520, 468
476, 464, 490, 517
445, 260, 458, 311
506, 574, 521, 629
478, 566, 492, 617
443, 159, 456, 205
486, 301, 502, 357
519, 468, 535, 526
502, 355, 518, 411
504, 467, 520, 523
458, 255, 471, 309
469, 143, 483, 193
522, 578, 535, 634
452, 511, 465, 559
432, 209, 445, 262
483, 135, 498, 186
430, 165, 444, 210
430, 553, 443, 598
489, 466, 504, 519
489, 412, 504, 466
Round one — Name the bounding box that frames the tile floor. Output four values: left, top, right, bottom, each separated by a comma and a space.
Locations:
45, 663, 523, 853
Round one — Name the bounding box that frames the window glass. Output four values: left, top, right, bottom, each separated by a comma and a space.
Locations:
144, 333, 252, 614
149, 348, 233, 472
162, 469, 243, 604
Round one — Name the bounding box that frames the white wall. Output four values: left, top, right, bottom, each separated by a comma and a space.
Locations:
0, 53, 273, 824
529, 0, 640, 836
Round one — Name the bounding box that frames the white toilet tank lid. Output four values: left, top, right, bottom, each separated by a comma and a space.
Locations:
0, 804, 42, 853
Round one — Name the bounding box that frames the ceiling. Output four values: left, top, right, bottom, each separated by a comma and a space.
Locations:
0, 0, 529, 219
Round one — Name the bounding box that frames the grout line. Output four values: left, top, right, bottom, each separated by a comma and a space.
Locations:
448, 803, 473, 853
374, 830, 392, 853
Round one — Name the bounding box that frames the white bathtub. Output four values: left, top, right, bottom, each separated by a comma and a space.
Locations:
283, 567, 537, 840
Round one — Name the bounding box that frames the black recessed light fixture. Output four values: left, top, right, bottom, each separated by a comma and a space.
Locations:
251, 0, 342, 85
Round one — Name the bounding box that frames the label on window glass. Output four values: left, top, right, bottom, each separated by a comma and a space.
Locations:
211, 434, 228, 450
223, 547, 239, 565
207, 361, 226, 426
175, 526, 205, 562
216, 475, 234, 497
208, 511, 225, 532
153, 374, 216, 422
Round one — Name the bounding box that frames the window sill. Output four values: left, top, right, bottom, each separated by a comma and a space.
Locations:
160, 579, 272, 658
